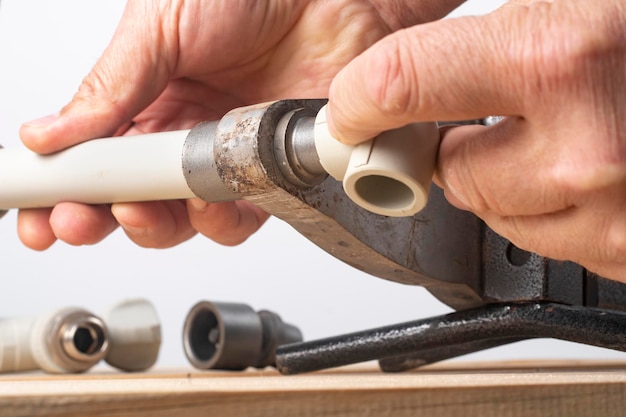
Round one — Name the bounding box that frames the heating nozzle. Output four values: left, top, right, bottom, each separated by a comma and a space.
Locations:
183, 301, 302, 371
0, 307, 109, 373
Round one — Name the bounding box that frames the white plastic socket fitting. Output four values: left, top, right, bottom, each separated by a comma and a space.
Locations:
0, 299, 161, 374
314, 105, 439, 217
0, 307, 109, 374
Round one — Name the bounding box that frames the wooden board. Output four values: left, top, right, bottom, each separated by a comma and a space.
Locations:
1, 361, 625, 417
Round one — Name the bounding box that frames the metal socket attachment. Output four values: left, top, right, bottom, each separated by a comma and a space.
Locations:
183, 301, 302, 371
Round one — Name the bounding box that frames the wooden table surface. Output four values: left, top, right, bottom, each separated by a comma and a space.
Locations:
1, 360, 625, 417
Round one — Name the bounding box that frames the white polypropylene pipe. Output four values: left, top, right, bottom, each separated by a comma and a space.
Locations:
0, 130, 196, 210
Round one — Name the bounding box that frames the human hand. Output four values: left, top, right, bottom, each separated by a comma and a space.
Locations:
326, 0, 626, 282
18, 0, 463, 250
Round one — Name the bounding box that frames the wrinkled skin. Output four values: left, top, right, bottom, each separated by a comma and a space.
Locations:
18, 0, 461, 249
328, 0, 626, 282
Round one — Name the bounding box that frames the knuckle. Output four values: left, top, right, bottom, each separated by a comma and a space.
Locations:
449, 141, 500, 213
189, 202, 249, 246
449, 173, 491, 214
502, 217, 538, 253
520, 3, 625, 97
74, 69, 109, 103
459, 179, 491, 214
550, 144, 626, 195
69, 69, 128, 123
365, 31, 421, 121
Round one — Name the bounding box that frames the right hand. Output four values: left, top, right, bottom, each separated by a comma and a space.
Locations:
325, 0, 626, 283
18, 0, 461, 250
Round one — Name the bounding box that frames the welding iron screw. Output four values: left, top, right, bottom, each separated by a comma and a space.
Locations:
183, 301, 302, 370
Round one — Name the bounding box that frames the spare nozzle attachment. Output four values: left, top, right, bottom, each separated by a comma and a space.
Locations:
183, 301, 302, 371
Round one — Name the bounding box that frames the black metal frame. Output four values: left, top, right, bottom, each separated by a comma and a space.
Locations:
203, 100, 626, 376
276, 302, 626, 375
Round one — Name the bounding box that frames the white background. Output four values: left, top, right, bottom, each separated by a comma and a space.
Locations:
0, 0, 622, 369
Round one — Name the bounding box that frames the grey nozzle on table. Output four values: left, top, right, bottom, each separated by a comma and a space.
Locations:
182, 301, 302, 371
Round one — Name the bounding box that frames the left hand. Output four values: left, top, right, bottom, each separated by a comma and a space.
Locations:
18, 0, 460, 250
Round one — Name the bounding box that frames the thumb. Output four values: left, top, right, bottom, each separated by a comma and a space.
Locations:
20, 2, 172, 154
326, 5, 527, 144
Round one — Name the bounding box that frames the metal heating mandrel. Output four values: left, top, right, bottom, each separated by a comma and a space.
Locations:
0, 307, 109, 374
183, 301, 302, 371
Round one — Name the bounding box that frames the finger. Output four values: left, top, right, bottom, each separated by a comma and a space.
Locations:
17, 208, 57, 250
48, 203, 119, 246
327, 5, 532, 144
479, 193, 626, 283
436, 120, 575, 216
111, 201, 197, 248
187, 199, 270, 246
20, 1, 172, 154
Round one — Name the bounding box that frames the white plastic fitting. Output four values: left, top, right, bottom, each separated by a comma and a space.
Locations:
102, 298, 162, 372
0, 299, 161, 374
314, 106, 439, 217
0, 307, 109, 374
0, 316, 38, 372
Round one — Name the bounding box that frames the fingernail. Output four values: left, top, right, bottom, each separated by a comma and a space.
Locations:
111, 205, 148, 236
118, 221, 147, 237
188, 198, 208, 211
23, 113, 60, 128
